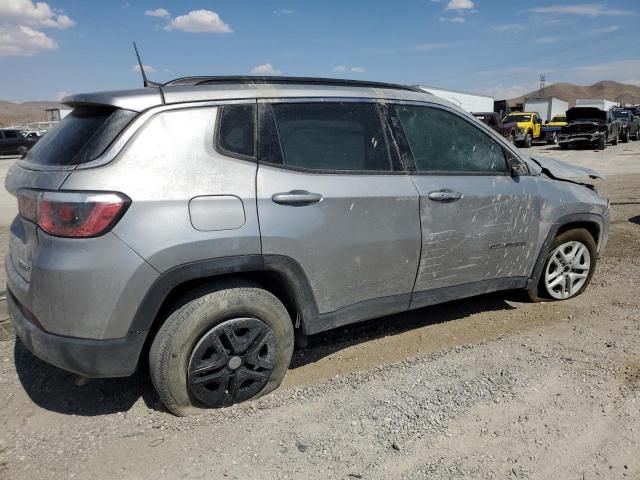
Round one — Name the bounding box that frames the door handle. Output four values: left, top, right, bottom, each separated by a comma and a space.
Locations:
271, 190, 323, 206
427, 189, 464, 202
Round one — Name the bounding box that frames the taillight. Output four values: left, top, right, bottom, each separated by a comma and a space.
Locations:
17, 190, 130, 238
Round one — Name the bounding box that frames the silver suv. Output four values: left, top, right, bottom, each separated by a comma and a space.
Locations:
5, 77, 609, 415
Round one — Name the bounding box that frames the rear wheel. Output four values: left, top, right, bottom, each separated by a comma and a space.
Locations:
622, 129, 630, 143
149, 281, 294, 416
547, 132, 558, 145
527, 229, 597, 302
507, 132, 515, 144
522, 131, 532, 148
612, 133, 619, 146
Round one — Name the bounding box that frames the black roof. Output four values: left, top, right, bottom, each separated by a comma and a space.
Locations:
162, 75, 423, 93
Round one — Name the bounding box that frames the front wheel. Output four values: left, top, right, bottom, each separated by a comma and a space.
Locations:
149, 281, 294, 416
527, 229, 597, 302
622, 129, 630, 143
522, 132, 532, 148
611, 133, 619, 146
598, 135, 607, 150
547, 132, 558, 145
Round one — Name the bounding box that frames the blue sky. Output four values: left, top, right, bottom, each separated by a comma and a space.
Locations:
1, 0, 639, 102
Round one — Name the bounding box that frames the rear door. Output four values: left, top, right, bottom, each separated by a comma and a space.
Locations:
256, 100, 421, 322
389, 103, 542, 307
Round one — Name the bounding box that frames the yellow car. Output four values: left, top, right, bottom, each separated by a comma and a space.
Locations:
542, 114, 568, 144
503, 112, 543, 148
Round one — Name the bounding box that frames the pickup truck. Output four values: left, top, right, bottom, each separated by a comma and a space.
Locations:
502, 111, 543, 148
559, 107, 621, 150
542, 114, 568, 145
472, 112, 520, 143
611, 108, 640, 142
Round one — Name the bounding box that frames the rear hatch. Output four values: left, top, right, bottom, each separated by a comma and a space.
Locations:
6, 105, 138, 283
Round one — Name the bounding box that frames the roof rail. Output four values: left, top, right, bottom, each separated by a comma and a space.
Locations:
162, 75, 424, 93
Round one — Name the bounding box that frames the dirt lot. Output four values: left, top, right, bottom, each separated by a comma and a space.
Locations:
0, 142, 639, 480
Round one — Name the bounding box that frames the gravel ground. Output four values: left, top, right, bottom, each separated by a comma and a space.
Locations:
0, 143, 639, 479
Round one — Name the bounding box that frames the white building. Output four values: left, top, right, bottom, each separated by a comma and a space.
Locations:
416, 85, 494, 113
46, 108, 72, 123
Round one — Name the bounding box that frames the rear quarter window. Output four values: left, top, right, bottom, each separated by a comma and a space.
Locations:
24, 106, 136, 166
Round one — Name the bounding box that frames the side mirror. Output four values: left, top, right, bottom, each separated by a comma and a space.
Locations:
508, 157, 528, 177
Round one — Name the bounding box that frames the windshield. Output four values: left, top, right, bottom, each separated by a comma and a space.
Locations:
612, 111, 628, 119
504, 114, 530, 123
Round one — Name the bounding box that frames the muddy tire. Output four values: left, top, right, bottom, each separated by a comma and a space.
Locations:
149, 281, 294, 416
527, 228, 597, 302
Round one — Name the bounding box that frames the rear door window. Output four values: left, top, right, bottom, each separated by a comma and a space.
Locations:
216, 104, 256, 158
394, 105, 507, 174
268, 102, 392, 172
24, 106, 136, 166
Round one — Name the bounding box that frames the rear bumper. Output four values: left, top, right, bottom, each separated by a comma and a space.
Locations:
7, 290, 146, 378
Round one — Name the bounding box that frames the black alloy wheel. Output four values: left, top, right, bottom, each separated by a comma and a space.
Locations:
188, 317, 277, 408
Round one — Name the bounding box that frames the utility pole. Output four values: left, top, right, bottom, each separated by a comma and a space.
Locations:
539, 75, 547, 96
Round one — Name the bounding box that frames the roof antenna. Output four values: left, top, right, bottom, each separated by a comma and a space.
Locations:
133, 42, 160, 88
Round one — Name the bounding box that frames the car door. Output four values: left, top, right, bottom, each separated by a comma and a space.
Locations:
0, 131, 5, 154
2, 130, 21, 154
388, 102, 542, 308
256, 100, 422, 325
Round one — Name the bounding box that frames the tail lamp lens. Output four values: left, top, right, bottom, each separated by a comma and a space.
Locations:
18, 190, 129, 238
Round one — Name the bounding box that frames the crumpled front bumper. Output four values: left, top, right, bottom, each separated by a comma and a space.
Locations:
558, 132, 605, 144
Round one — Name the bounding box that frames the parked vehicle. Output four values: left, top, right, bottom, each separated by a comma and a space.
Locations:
524, 97, 568, 123
575, 98, 618, 111
542, 114, 568, 145
472, 112, 520, 143
611, 108, 640, 142
559, 107, 621, 150
5, 76, 610, 415
502, 111, 543, 148
0, 129, 37, 155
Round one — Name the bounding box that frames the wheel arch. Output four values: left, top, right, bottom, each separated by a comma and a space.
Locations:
130, 255, 320, 359
527, 213, 605, 290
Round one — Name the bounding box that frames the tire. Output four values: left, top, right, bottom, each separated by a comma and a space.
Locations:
522, 131, 532, 148
612, 133, 618, 146
622, 129, 630, 143
598, 135, 606, 150
16, 146, 28, 156
149, 280, 294, 416
559, 143, 569, 150
527, 228, 597, 302
547, 132, 558, 145
507, 133, 515, 144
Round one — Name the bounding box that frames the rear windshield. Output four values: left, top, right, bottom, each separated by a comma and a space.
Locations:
24, 106, 136, 166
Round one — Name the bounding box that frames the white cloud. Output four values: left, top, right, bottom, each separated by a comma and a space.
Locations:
446, 0, 474, 10
333, 65, 347, 72
165, 9, 232, 33
0, 1, 74, 57
0, 0, 75, 29
54, 90, 69, 102
273, 8, 293, 15
145, 8, 170, 18
131, 64, 157, 73
527, 4, 633, 17
251, 63, 281, 75
586, 25, 621, 34
535, 36, 561, 44
0, 24, 57, 56
350, 67, 366, 73
569, 59, 640, 85
415, 42, 450, 51
439, 16, 465, 23
490, 23, 526, 33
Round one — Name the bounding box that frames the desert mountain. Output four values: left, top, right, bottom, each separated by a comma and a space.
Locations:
509, 80, 640, 107
0, 100, 63, 128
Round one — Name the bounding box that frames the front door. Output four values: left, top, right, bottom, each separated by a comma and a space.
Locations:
256, 100, 421, 321
389, 103, 541, 304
